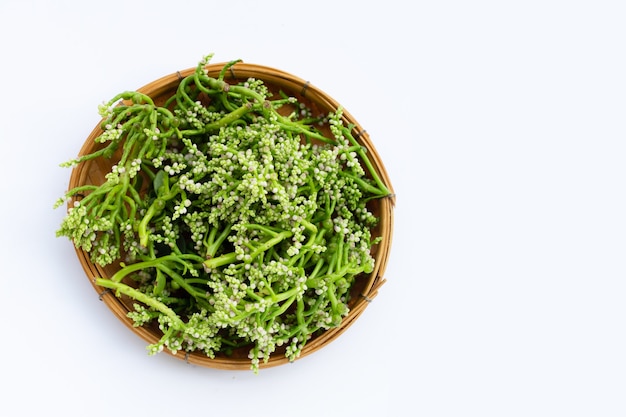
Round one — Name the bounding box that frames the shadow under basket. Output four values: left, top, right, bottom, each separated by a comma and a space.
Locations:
68, 62, 395, 370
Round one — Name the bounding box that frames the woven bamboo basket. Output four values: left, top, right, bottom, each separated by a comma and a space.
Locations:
68, 62, 395, 370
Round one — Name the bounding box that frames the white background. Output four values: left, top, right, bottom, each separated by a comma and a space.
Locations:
1, 0, 625, 415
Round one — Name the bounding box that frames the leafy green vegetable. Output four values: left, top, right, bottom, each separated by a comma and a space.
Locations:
56, 54, 390, 372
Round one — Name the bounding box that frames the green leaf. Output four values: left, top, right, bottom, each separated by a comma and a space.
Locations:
153, 169, 168, 195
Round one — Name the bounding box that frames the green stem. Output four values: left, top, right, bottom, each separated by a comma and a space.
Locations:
156, 264, 210, 306
308, 258, 325, 280
65, 140, 120, 165
306, 262, 363, 289
299, 218, 318, 234
295, 297, 306, 331
203, 251, 238, 269
247, 230, 293, 262
268, 294, 297, 320
96, 278, 185, 330
181, 102, 254, 135
175, 75, 198, 111
342, 126, 390, 195
109, 253, 203, 283
342, 172, 388, 196
204, 229, 293, 269
138, 197, 165, 247
278, 118, 336, 144
110, 255, 166, 283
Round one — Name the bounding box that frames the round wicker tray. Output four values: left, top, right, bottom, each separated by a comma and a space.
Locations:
68, 62, 395, 370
